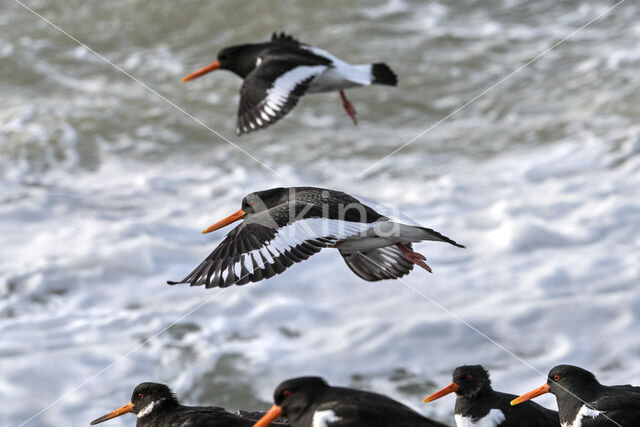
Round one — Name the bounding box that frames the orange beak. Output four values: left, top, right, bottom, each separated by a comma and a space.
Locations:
90, 401, 134, 425
202, 209, 246, 234
181, 60, 220, 82
511, 383, 550, 406
423, 382, 459, 403
253, 404, 282, 427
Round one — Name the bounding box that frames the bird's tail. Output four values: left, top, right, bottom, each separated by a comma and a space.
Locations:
371, 63, 398, 86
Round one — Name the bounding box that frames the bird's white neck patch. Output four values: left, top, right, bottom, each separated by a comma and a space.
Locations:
455, 409, 505, 426
137, 398, 165, 418
561, 405, 602, 427
312, 409, 342, 427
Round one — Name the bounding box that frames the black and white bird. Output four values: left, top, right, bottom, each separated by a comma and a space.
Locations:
511, 365, 640, 427
181, 32, 398, 135
424, 365, 559, 426
89, 382, 288, 426
253, 376, 448, 427
168, 186, 463, 288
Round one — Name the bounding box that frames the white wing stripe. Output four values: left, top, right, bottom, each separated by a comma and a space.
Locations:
219, 219, 376, 280
265, 65, 325, 111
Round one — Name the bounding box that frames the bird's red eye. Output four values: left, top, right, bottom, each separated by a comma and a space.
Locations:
222, 53, 231, 60
138, 393, 144, 399
552, 374, 561, 382
465, 374, 473, 381
283, 390, 292, 398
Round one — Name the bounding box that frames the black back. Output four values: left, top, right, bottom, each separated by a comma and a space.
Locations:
215, 33, 328, 79
274, 377, 448, 427
242, 186, 385, 226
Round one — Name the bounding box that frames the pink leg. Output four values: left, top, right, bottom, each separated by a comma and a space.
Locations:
396, 243, 432, 273
339, 90, 357, 125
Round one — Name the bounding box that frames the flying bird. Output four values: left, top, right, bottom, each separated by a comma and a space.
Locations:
253, 376, 448, 427
181, 32, 398, 135
89, 382, 288, 426
168, 186, 463, 288
511, 364, 640, 426
424, 365, 559, 426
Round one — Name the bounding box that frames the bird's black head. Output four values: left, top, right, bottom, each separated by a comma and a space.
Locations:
90, 382, 178, 425
452, 365, 492, 398
546, 365, 600, 401
273, 376, 329, 416
215, 44, 266, 78
423, 365, 492, 404
254, 377, 329, 426
511, 364, 602, 411
182, 42, 268, 82
242, 187, 289, 215
129, 382, 177, 415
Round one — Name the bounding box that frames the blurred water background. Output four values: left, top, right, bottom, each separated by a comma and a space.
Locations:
1, 0, 640, 425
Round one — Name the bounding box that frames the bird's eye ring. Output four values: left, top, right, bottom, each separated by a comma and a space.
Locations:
552, 374, 561, 382
138, 393, 144, 399
283, 390, 292, 398
465, 374, 473, 381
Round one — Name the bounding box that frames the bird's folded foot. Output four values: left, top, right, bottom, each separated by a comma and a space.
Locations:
396, 243, 432, 273
340, 90, 358, 125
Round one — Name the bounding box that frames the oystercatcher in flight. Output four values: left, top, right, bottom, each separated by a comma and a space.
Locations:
181, 32, 398, 135
89, 382, 288, 426
423, 365, 559, 426
253, 376, 448, 427
511, 364, 640, 426
168, 186, 463, 288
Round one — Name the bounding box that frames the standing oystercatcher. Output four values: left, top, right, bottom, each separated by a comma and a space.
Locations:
423, 365, 559, 426
511, 365, 640, 426
89, 382, 288, 426
168, 186, 463, 288
253, 376, 448, 427
181, 32, 397, 135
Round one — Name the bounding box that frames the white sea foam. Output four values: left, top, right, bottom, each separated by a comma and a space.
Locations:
2, 1, 640, 426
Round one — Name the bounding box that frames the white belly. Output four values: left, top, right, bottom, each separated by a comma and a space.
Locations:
338, 222, 427, 251
561, 405, 603, 427
455, 409, 505, 427
312, 409, 342, 427
302, 44, 372, 93
308, 68, 365, 93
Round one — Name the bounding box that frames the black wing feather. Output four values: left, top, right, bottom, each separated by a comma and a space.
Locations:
168, 222, 329, 289
339, 244, 415, 282
236, 50, 330, 135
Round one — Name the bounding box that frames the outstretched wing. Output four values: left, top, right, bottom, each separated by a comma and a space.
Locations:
236, 51, 330, 135
168, 210, 376, 288
339, 244, 414, 282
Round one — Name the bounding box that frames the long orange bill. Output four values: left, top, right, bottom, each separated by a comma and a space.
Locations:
90, 401, 134, 425
511, 383, 550, 406
423, 382, 459, 402
181, 60, 220, 82
202, 209, 246, 234
253, 404, 282, 427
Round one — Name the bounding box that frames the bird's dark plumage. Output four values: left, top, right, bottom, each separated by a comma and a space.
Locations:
168, 187, 463, 288
182, 32, 398, 135
255, 376, 448, 427
89, 382, 288, 427
425, 365, 558, 426
513, 365, 640, 426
